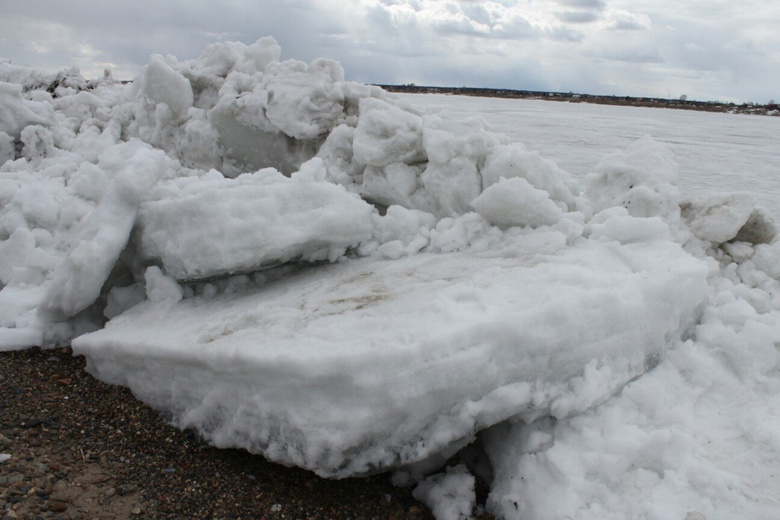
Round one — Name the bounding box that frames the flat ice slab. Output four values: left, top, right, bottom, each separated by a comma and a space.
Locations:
73, 234, 707, 477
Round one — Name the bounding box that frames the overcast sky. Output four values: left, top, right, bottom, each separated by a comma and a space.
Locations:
1, 0, 778, 103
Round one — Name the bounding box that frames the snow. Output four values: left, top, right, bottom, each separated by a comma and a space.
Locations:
2, 38, 780, 519
413, 464, 476, 520
405, 93, 780, 223
137, 159, 375, 280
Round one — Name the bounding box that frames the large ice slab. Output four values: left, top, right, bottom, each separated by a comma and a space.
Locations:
73, 233, 708, 477
137, 159, 376, 281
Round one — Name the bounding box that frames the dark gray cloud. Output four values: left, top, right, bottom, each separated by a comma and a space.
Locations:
555, 11, 601, 24
554, 0, 606, 11
611, 19, 645, 30
553, 0, 605, 25
545, 26, 586, 43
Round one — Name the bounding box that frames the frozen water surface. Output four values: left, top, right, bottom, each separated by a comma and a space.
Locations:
404, 93, 780, 220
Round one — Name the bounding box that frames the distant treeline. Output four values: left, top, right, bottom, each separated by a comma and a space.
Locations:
377, 84, 780, 117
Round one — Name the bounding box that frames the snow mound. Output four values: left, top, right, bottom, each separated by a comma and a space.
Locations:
2, 37, 780, 520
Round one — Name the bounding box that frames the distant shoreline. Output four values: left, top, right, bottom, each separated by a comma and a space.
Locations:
378, 84, 780, 117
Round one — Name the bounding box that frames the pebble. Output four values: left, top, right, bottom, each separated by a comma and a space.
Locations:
23, 418, 44, 429
117, 484, 136, 496
48, 501, 68, 512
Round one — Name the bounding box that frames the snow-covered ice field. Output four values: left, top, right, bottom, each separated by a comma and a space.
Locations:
404, 93, 780, 221
2, 38, 780, 519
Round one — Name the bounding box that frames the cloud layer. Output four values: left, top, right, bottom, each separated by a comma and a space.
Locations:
1, 0, 778, 102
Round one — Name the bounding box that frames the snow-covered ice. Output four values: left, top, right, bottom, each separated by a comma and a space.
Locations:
405, 93, 780, 223
72, 234, 708, 477
2, 38, 780, 519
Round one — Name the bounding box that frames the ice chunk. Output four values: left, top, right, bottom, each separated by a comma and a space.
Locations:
681, 192, 776, 244
734, 205, 777, 244
0, 283, 47, 351
367, 205, 437, 259
20, 125, 55, 160
39, 142, 168, 319
353, 97, 426, 167
751, 241, 780, 279
144, 266, 183, 304
472, 176, 564, 228
413, 464, 476, 520
131, 56, 195, 153
589, 211, 672, 244
264, 58, 346, 140
135, 56, 194, 122
73, 235, 707, 477
0, 131, 13, 164
137, 159, 376, 280
353, 100, 509, 215
586, 135, 679, 219
0, 82, 51, 138
207, 72, 317, 175
104, 283, 146, 320
419, 114, 495, 217
316, 124, 364, 186
481, 143, 583, 214
194, 37, 281, 78
0, 325, 43, 351
361, 162, 428, 209
0, 228, 57, 286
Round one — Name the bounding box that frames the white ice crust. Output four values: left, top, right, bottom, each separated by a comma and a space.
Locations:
2, 39, 780, 519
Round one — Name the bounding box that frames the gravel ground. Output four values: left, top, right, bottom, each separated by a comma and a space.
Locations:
0, 347, 492, 520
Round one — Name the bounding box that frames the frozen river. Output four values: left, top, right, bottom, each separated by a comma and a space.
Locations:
402, 93, 780, 221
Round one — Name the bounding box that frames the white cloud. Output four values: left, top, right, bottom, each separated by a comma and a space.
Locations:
607, 10, 651, 31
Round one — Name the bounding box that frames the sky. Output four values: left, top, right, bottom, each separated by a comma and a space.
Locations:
1, 0, 779, 104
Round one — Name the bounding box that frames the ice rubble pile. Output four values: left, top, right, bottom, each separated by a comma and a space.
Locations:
2, 38, 780, 519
